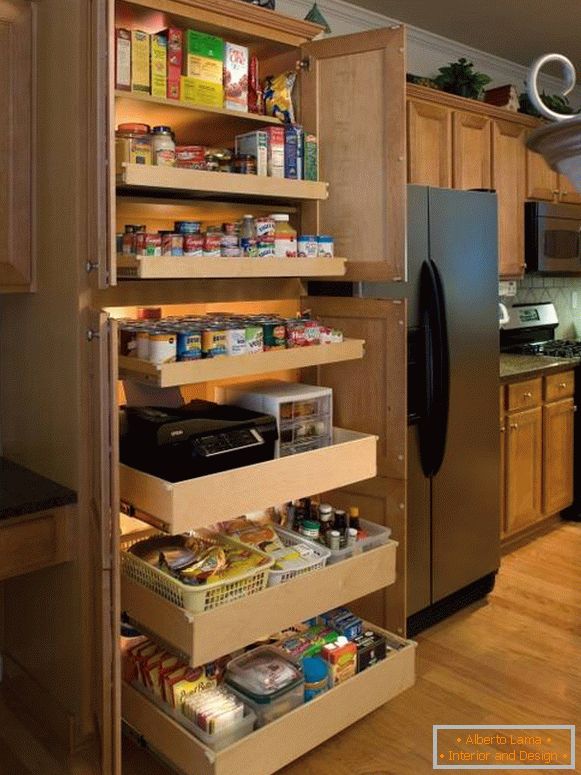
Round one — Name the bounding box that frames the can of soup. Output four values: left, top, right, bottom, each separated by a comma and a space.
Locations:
261, 318, 286, 350
202, 326, 227, 358
183, 234, 204, 256
225, 325, 247, 356
148, 329, 177, 364
177, 328, 202, 361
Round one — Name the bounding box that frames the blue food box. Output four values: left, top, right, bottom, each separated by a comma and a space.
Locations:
284, 125, 303, 180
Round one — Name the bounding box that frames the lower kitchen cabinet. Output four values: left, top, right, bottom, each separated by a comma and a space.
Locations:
543, 398, 575, 515
505, 406, 543, 534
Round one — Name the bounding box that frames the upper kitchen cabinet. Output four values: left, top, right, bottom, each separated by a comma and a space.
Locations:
452, 111, 491, 190
406, 98, 452, 188
491, 119, 527, 278
301, 27, 406, 282
557, 172, 581, 205
526, 138, 581, 204
0, 0, 35, 293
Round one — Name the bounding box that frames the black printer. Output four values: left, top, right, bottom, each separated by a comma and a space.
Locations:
120, 400, 278, 482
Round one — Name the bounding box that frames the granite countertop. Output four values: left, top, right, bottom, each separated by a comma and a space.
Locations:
500, 353, 581, 383
0, 458, 77, 522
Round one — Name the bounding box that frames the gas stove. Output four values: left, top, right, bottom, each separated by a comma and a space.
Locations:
500, 302, 581, 359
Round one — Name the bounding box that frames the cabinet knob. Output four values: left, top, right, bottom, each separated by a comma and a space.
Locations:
86, 329, 100, 342
559, 382, 568, 389
574, 405, 578, 413
553, 190, 560, 196
510, 423, 518, 430
500, 425, 506, 433
521, 262, 528, 270
523, 391, 533, 399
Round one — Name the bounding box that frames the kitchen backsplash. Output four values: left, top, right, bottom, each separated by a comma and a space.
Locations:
503, 276, 581, 338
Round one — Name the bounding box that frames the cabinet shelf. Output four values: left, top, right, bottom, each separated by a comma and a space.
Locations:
119, 428, 377, 532
122, 633, 416, 775
122, 540, 396, 666
119, 339, 364, 387
117, 163, 329, 202
116, 254, 347, 280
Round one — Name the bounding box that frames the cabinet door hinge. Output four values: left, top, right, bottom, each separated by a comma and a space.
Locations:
297, 57, 311, 73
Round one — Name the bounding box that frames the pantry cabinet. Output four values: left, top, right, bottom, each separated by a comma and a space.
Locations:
0, 0, 35, 293
406, 98, 452, 188
505, 405, 543, 533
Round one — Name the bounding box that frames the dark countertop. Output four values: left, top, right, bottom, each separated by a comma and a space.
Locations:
0, 458, 77, 522
500, 353, 581, 383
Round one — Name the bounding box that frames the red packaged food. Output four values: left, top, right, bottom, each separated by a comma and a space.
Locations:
183, 234, 204, 256
162, 27, 183, 100
248, 55, 262, 114
176, 145, 207, 169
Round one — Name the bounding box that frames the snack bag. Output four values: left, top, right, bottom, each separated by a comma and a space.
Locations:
264, 71, 296, 124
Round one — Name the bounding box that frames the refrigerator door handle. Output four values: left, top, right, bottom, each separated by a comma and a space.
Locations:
419, 259, 450, 476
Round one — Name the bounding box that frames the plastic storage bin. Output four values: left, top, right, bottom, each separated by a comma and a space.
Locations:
120, 532, 274, 613
216, 380, 332, 457
225, 646, 304, 727
268, 527, 331, 586
325, 519, 392, 565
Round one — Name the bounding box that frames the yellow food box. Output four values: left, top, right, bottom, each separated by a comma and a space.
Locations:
187, 54, 223, 84
131, 30, 150, 93
151, 32, 168, 99
181, 76, 224, 108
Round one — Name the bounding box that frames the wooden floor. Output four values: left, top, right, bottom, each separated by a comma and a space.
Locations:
2, 523, 580, 775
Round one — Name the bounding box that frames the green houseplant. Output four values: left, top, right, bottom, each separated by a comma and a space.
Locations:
434, 57, 492, 100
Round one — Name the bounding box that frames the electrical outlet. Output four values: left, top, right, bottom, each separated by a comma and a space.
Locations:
573, 291, 578, 309
499, 281, 517, 297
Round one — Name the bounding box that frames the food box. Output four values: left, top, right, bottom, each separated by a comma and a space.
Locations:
264, 126, 285, 178
224, 42, 249, 111
186, 30, 223, 81
353, 630, 387, 673
151, 32, 168, 99
284, 125, 303, 179
304, 133, 319, 181
163, 27, 183, 100
131, 30, 150, 93
115, 29, 131, 91
322, 638, 357, 686
235, 131, 268, 176
181, 76, 223, 108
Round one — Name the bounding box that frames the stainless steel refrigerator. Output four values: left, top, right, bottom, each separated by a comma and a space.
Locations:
363, 186, 501, 633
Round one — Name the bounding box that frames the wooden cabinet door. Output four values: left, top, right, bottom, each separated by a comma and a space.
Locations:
0, 0, 35, 292
543, 398, 575, 515
558, 173, 581, 204
303, 296, 407, 481
492, 119, 527, 278
301, 27, 406, 282
452, 111, 491, 190
526, 146, 558, 201
407, 99, 452, 188
506, 406, 542, 533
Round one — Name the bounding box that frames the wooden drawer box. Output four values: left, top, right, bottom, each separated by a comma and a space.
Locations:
122, 540, 397, 666
122, 628, 416, 775
507, 377, 542, 411
0, 507, 72, 581
544, 370, 575, 402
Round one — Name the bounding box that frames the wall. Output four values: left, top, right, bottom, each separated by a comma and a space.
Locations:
505, 276, 581, 339
277, 0, 581, 106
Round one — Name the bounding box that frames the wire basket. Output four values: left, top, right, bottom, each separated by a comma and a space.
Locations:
120, 532, 273, 613
267, 527, 331, 586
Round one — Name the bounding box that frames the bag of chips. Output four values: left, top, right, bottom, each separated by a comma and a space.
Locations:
264, 71, 296, 124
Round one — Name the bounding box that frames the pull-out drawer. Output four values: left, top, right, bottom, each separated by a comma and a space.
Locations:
507, 377, 542, 411
120, 428, 377, 532
544, 370, 575, 402
122, 540, 397, 666
122, 627, 416, 775
0, 507, 72, 581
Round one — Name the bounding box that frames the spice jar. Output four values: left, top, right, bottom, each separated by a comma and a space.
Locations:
300, 520, 320, 540
115, 123, 152, 174
151, 126, 176, 166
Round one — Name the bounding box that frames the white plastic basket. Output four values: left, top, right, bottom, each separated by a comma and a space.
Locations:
120, 532, 273, 613
324, 519, 391, 565
267, 527, 331, 586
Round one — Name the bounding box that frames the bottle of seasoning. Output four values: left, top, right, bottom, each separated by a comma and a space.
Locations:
272, 214, 297, 258
151, 126, 176, 166
300, 520, 320, 540
349, 505, 368, 539
334, 509, 348, 548
319, 503, 334, 544
346, 527, 358, 547
328, 530, 341, 551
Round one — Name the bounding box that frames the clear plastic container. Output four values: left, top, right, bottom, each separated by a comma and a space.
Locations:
325, 519, 392, 565
225, 646, 304, 727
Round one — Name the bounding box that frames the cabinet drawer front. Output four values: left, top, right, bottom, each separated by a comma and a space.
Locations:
0, 509, 71, 581
544, 371, 575, 402
507, 378, 542, 411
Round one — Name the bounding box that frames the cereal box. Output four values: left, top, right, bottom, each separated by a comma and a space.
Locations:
224, 42, 249, 111
115, 29, 131, 91
185, 30, 223, 82
284, 124, 304, 179
264, 125, 285, 178
151, 32, 167, 99
235, 130, 268, 175
163, 27, 183, 100
181, 76, 223, 108
304, 133, 319, 181
131, 30, 150, 93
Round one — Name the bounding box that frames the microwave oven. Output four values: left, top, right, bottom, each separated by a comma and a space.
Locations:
526, 201, 581, 273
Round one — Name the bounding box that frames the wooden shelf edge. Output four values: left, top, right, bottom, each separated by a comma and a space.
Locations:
116, 255, 347, 280
118, 339, 363, 387
122, 540, 397, 665
121, 634, 415, 775
118, 164, 329, 201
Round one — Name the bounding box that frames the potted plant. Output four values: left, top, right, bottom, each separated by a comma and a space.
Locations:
434, 57, 492, 100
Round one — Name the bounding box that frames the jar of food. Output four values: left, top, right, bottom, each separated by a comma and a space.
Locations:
273, 214, 297, 258
303, 657, 329, 702
300, 520, 320, 540
115, 123, 151, 174
151, 126, 176, 166
298, 235, 318, 258
205, 154, 220, 172
233, 154, 257, 175
317, 235, 334, 257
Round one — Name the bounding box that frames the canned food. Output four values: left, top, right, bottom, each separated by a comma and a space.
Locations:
222, 222, 238, 235
149, 329, 177, 365
220, 234, 239, 248
203, 233, 222, 257
137, 307, 162, 321
225, 326, 247, 356
241, 237, 258, 257
122, 232, 136, 255
175, 221, 202, 234
303, 319, 321, 346
256, 217, 275, 238
136, 233, 162, 256
298, 235, 318, 258
177, 329, 202, 361
175, 146, 206, 169
183, 234, 204, 256
244, 324, 264, 354
222, 246, 243, 257
205, 154, 220, 172
262, 319, 286, 350
317, 236, 334, 257
257, 237, 275, 258
286, 319, 308, 348
202, 326, 227, 358
161, 233, 184, 256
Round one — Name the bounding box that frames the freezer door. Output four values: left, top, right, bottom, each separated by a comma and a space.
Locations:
428, 188, 500, 602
